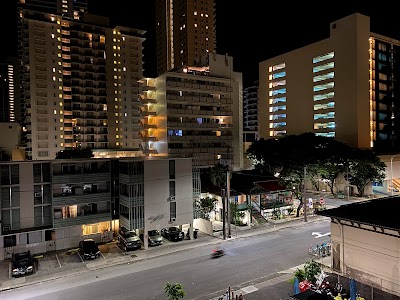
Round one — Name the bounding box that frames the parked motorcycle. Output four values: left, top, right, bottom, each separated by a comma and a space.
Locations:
186, 228, 198, 240
211, 249, 224, 258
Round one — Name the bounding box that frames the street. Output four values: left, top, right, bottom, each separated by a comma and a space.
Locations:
1, 218, 331, 300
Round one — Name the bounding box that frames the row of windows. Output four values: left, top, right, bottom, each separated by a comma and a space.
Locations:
269, 88, 286, 96
270, 122, 286, 128
270, 114, 286, 120
270, 105, 286, 112
313, 62, 334, 73
315, 132, 335, 137
314, 72, 334, 83
272, 97, 286, 104
314, 92, 335, 101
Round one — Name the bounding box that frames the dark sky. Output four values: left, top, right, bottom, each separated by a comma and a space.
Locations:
1, 1, 399, 87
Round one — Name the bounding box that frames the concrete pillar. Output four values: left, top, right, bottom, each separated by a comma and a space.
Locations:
143, 229, 148, 250
189, 222, 193, 240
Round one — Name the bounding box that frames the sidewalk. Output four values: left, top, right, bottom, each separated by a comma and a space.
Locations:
0, 215, 325, 292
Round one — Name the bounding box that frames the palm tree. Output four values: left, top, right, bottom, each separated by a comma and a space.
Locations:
164, 282, 186, 300
209, 163, 228, 188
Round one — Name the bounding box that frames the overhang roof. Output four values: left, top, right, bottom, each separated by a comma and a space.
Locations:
316, 196, 400, 231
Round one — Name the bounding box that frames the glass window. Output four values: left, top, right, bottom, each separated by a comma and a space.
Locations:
271, 80, 286, 87
314, 92, 335, 101
314, 122, 335, 129
169, 160, 175, 179
315, 132, 335, 137
314, 112, 335, 120
271, 114, 286, 120
272, 71, 285, 79
313, 62, 334, 73
272, 63, 285, 71
271, 122, 286, 128
272, 97, 286, 104
314, 102, 335, 110
314, 82, 334, 92
313, 72, 334, 82
270, 88, 286, 96
169, 181, 175, 197
313, 52, 334, 64
170, 202, 176, 219
272, 105, 286, 112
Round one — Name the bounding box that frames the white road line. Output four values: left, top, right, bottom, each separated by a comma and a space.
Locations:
55, 253, 62, 268
114, 244, 125, 254
100, 251, 106, 259
77, 251, 84, 263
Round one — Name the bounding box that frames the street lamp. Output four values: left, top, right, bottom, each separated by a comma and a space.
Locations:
390, 154, 400, 196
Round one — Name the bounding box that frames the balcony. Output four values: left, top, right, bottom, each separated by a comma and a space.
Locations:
53, 212, 111, 228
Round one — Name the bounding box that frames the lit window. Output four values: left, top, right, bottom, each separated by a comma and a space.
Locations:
314, 92, 334, 102
313, 82, 334, 92
54, 110, 57, 115
313, 52, 334, 64
272, 72, 285, 79
313, 62, 334, 73
51, 34, 55, 38
313, 72, 334, 82
272, 63, 285, 71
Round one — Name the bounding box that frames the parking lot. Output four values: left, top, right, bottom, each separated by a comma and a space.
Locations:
0, 231, 205, 284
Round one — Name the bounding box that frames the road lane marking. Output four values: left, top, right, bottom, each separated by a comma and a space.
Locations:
312, 231, 331, 238
55, 253, 62, 268
77, 251, 84, 263
100, 251, 105, 259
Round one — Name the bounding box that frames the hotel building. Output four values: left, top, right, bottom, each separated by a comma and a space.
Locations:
259, 13, 400, 153
139, 52, 243, 171
17, 1, 145, 160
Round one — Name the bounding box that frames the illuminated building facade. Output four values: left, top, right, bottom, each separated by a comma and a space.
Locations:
155, 0, 216, 76
139, 53, 243, 170
17, 4, 145, 160
259, 13, 400, 153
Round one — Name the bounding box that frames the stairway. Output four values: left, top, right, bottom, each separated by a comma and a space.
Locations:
251, 201, 268, 225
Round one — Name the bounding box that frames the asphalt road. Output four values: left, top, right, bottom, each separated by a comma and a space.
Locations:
1, 219, 331, 300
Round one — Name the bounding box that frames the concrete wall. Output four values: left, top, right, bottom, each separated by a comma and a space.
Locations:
143, 158, 193, 232
193, 218, 213, 235
330, 221, 400, 296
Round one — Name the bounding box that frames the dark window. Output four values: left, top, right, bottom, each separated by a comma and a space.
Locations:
170, 202, 176, 219
4, 235, 16, 247
169, 160, 175, 179
169, 181, 175, 197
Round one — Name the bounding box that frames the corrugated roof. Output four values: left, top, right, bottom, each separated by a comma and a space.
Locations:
316, 196, 400, 230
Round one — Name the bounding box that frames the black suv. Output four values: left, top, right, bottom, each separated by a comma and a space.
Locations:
12, 251, 35, 277
161, 227, 184, 241
79, 239, 101, 260
118, 226, 142, 251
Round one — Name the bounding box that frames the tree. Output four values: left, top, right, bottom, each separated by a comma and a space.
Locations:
230, 201, 245, 225
55, 147, 94, 159
209, 163, 228, 188
197, 197, 217, 220
349, 149, 386, 196
164, 282, 186, 300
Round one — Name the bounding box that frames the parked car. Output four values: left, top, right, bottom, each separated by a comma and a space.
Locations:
12, 251, 35, 277
118, 226, 142, 251
140, 230, 163, 246
161, 227, 184, 241
79, 239, 101, 260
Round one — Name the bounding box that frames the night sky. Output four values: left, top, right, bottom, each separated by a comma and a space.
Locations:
1, 1, 399, 87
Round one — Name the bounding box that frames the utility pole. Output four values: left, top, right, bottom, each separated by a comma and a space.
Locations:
227, 169, 231, 238
303, 165, 308, 222
222, 188, 226, 240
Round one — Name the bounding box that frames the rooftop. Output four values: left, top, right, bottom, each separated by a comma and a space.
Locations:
317, 196, 400, 231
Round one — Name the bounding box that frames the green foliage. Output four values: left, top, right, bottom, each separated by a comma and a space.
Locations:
197, 197, 217, 220
349, 149, 386, 197
164, 282, 186, 300
55, 147, 94, 159
230, 201, 245, 224
294, 268, 306, 281
304, 260, 321, 284
247, 133, 385, 206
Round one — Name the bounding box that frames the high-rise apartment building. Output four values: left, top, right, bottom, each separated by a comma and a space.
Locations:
139, 53, 243, 171
155, 0, 216, 76
18, 0, 88, 21
243, 80, 259, 142
259, 13, 400, 154
17, 3, 145, 160
0, 57, 19, 123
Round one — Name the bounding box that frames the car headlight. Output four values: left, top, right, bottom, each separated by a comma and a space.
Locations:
27, 266, 33, 271
127, 242, 132, 245
12, 269, 18, 273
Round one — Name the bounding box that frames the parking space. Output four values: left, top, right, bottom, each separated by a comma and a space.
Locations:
98, 241, 126, 259
0, 259, 11, 281
36, 251, 61, 272
56, 248, 84, 267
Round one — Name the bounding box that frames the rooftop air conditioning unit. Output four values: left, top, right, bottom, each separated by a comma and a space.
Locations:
170, 217, 176, 222
34, 192, 42, 197
168, 196, 176, 201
